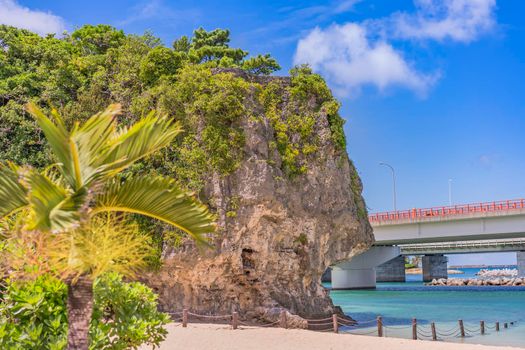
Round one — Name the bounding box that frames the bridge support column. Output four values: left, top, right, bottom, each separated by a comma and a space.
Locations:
376, 256, 406, 282
331, 246, 401, 289
518, 252, 525, 277
422, 254, 448, 282
331, 266, 376, 289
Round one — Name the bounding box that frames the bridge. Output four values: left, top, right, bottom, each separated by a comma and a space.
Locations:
331, 199, 525, 289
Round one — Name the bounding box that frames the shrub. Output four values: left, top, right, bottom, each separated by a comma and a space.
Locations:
0, 274, 68, 349
0, 273, 169, 349
90, 273, 169, 349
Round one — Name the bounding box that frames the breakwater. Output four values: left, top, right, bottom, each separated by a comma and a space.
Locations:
476, 268, 517, 278
427, 277, 524, 286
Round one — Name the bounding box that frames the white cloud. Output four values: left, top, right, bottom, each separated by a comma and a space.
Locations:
393, 0, 497, 42
294, 23, 438, 96
478, 153, 502, 168
333, 0, 362, 14
0, 0, 65, 35
294, 0, 497, 97
284, 0, 361, 19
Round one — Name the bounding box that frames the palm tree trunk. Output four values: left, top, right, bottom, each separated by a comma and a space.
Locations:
67, 275, 93, 350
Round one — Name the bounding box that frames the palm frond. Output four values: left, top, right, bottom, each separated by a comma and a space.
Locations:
19, 168, 86, 231
27, 103, 182, 190
0, 163, 28, 219
71, 104, 121, 186
103, 112, 183, 173
27, 103, 123, 190
92, 176, 216, 243
26, 102, 77, 188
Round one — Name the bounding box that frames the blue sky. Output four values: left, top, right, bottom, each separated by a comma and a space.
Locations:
2, 0, 524, 265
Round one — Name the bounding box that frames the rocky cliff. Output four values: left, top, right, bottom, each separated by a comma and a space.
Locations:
145, 68, 374, 324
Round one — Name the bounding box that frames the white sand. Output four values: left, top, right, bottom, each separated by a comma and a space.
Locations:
141, 323, 519, 350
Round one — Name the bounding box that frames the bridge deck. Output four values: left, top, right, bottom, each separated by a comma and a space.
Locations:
368, 198, 525, 246
369, 199, 525, 226
395, 238, 525, 255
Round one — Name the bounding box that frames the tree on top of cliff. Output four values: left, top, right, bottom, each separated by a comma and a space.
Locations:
172, 27, 281, 73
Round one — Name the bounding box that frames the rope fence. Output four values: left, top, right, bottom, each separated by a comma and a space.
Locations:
169, 308, 517, 342
329, 315, 517, 342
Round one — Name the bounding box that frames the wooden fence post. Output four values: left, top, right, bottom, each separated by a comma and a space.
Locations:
431, 322, 437, 341
182, 309, 188, 328
480, 321, 485, 335
232, 312, 238, 330
377, 316, 383, 337
280, 310, 287, 329
504, 322, 508, 329
459, 320, 465, 337
496, 322, 500, 332
412, 318, 417, 340
332, 314, 339, 333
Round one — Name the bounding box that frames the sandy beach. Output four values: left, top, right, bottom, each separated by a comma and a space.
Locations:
141, 323, 520, 350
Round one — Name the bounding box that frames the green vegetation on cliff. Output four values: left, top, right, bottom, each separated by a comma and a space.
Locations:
260, 65, 346, 177
0, 24, 346, 185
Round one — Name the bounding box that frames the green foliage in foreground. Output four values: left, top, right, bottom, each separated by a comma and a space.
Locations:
0, 273, 169, 349
0, 103, 214, 348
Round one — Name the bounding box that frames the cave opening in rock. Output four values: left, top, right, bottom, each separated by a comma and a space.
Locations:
241, 248, 255, 271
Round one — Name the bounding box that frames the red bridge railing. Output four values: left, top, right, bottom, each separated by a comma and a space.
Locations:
368, 199, 525, 224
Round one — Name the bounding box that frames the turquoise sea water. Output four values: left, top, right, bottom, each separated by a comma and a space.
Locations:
327, 267, 525, 347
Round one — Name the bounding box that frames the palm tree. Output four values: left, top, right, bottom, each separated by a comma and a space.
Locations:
0, 103, 215, 349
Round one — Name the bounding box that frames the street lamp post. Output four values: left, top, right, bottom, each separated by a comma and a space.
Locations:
448, 179, 452, 206
380, 162, 397, 212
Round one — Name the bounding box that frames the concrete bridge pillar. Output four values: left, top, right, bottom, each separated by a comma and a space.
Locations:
331, 246, 401, 289
376, 256, 406, 282
331, 266, 376, 289
518, 251, 525, 277
422, 254, 448, 282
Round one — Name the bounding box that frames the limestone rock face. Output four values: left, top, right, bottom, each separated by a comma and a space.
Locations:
145, 69, 373, 323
